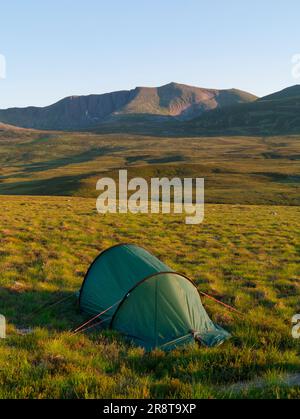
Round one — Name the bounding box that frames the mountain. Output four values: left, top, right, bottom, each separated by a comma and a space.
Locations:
0, 90, 133, 131
190, 85, 300, 135
2, 83, 298, 136
0, 82, 257, 130
116, 83, 257, 119
259, 85, 300, 101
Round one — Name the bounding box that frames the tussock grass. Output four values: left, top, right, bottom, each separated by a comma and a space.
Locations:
0, 196, 299, 398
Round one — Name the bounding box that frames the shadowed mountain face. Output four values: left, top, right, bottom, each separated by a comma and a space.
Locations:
0, 82, 257, 130
0, 90, 134, 131
259, 85, 300, 101
190, 85, 300, 135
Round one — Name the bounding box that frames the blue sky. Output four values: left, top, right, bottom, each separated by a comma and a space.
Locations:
0, 0, 299, 108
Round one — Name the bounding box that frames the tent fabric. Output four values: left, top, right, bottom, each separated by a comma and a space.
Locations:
79, 244, 230, 350
79, 244, 171, 323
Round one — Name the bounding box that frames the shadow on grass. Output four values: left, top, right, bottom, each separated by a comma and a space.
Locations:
22, 146, 126, 174
126, 345, 300, 386
1, 287, 300, 389
0, 286, 82, 331
0, 171, 99, 196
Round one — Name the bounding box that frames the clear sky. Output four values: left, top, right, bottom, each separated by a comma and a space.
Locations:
0, 0, 300, 108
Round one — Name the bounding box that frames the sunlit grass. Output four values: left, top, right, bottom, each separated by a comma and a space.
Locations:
0, 131, 299, 205
0, 196, 299, 398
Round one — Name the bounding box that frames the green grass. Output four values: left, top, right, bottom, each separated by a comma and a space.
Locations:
1, 127, 299, 398
0, 130, 299, 205
0, 196, 300, 398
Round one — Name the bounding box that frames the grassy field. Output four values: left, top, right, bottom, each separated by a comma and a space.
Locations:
0, 196, 300, 398
0, 129, 299, 205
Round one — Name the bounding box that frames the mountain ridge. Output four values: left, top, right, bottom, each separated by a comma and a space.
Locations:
189, 84, 300, 135
258, 85, 300, 102
0, 82, 257, 130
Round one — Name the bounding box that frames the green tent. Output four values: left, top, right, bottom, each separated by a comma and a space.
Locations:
79, 244, 230, 350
